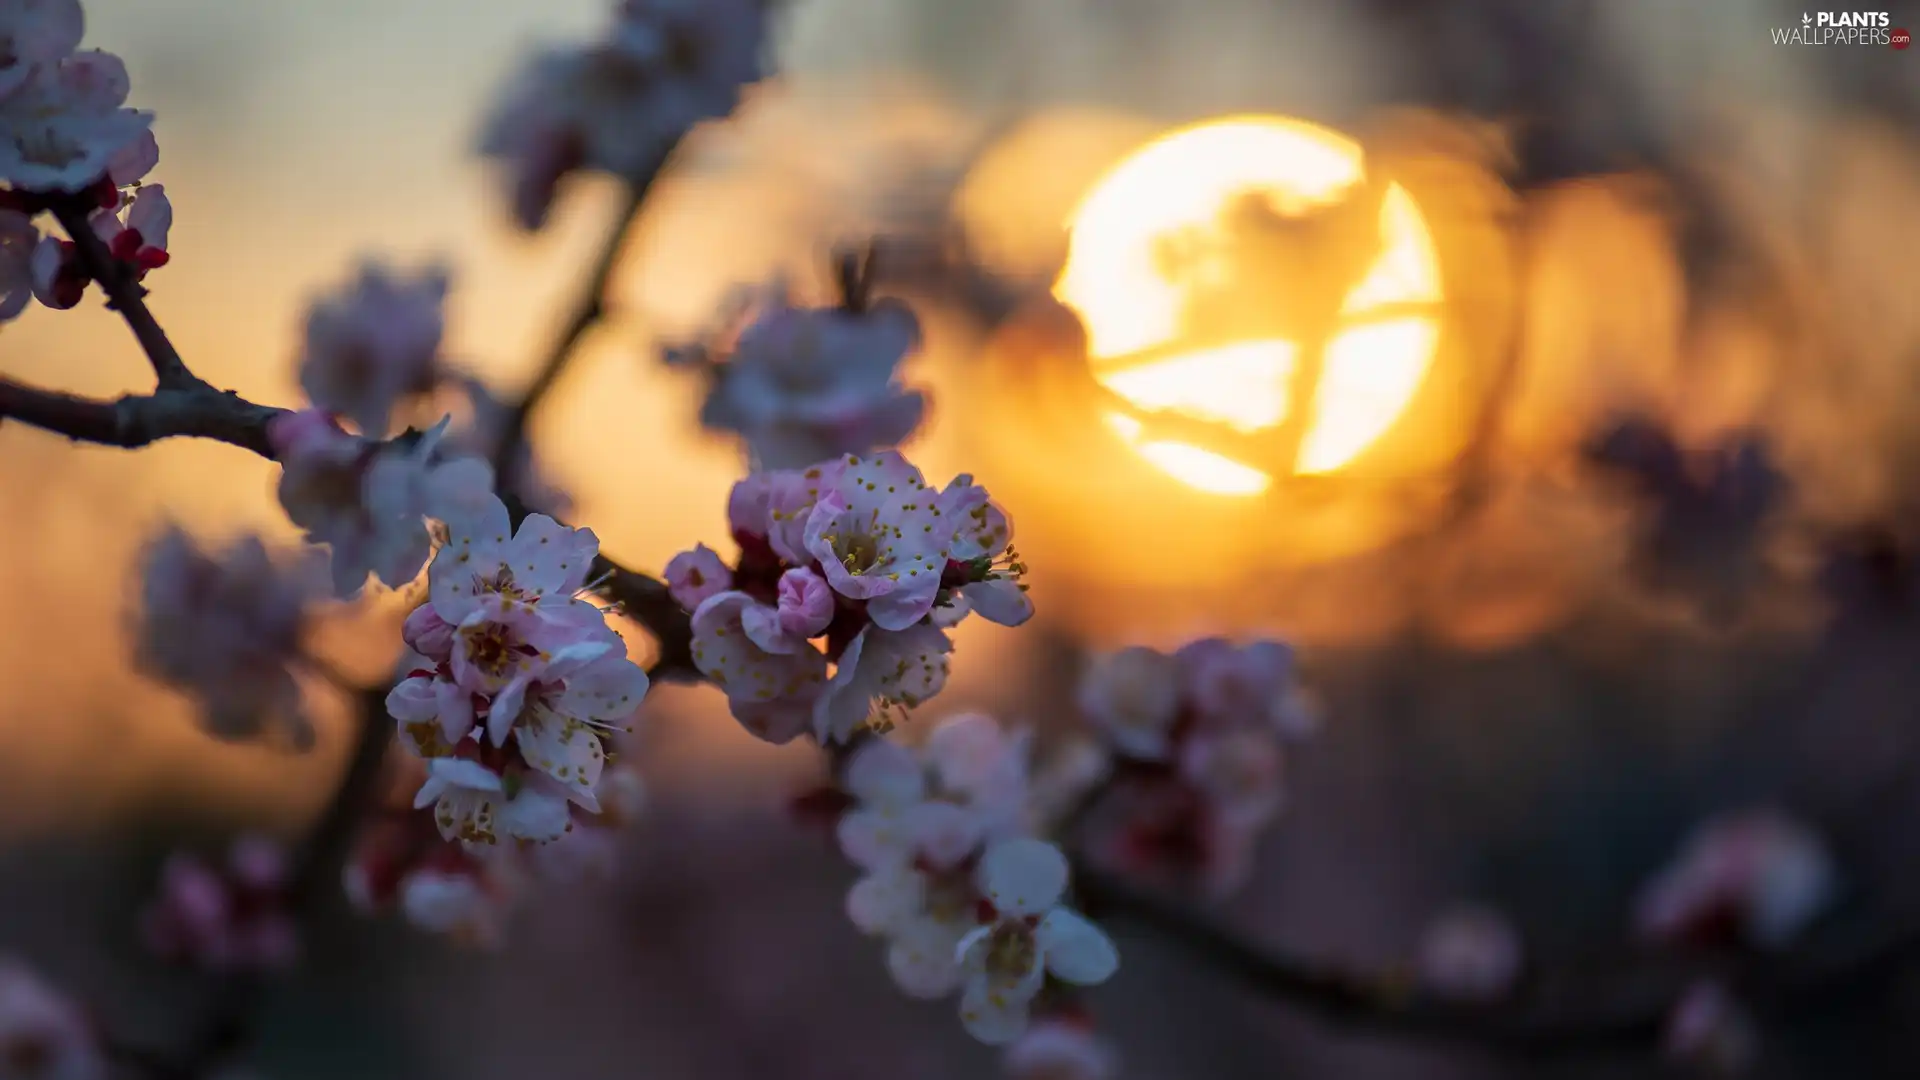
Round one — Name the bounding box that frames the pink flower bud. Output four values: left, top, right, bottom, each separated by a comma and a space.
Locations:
775, 566, 834, 638
401, 604, 456, 659
665, 543, 732, 611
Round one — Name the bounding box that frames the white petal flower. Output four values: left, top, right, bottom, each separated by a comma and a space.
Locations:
954, 839, 1118, 1045
803, 452, 947, 629
1634, 810, 1837, 950
0, 0, 84, 101
1077, 647, 1183, 760
297, 261, 450, 438
813, 621, 953, 743
691, 590, 829, 743
0, 49, 152, 192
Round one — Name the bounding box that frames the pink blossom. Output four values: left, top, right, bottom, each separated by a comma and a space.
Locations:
140, 837, 299, 973
1634, 810, 1836, 950
0, 0, 84, 101
775, 566, 834, 639
297, 261, 450, 438
414, 753, 574, 846
1178, 728, 1283, 829
273, 413, 495, 596
0, 959, 102, 1080
26, 233, 81, 309
836, 713, 1030, 871
0, 48, 153, 192
955, 839, 1119, 1045
0, 210, 36, 322
1003, 1017, 1118, 1080
803, 452, 948, 629
1076, 647, 1182, 761
690, 590, 827, 744
813, 621, 953, 743
88, 180, 167, 277
400, 865, 509, 948
665, 543, 732, 610
1417, 906, 1523, 1001
135, 524, 328, 743
1176, 636, 1317, 738
678, 287, 928, 469
477, 0, 767, 229
935, 474, 1032, 628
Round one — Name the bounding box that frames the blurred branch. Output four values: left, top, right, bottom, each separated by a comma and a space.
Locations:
51, 197, 196, 390
0, 375, 285, 456
1062, 785, 1920, 1061
490, 170, 659, 479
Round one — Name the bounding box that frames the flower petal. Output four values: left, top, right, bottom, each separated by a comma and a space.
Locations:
978, 838, 1069, 917
1037, 908, 1120, 985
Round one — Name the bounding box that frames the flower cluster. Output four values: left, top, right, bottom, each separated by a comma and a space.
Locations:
0, 959, 103, 1080
347, 743, 646, 946
663, 279, 929, 470
672, 451, 1031, 744
296, 261, 452, 438
385, 493, 650, 848
477, 0, 768, 230
835, 716, 1119, 1045
1633, 809, 1837, 951
1073, 638, 1316, 897
0, 0, 167, 323
139, 836, 299, 973
134, 525, 329, 745
270, 410, 495, 597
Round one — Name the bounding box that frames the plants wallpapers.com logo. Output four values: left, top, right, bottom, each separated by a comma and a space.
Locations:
1771, 10, 1909, 47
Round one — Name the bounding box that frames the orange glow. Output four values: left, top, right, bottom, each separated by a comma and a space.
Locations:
1053, 115, 1445, 495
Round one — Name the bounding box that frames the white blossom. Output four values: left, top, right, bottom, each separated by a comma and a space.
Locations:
0, 959, 102, 1080
477, 0, 768, 229
0, 48, 152, 193
297, 261, 450, 438
1635, 810, 1837, 950
955, 839, 1119, 1045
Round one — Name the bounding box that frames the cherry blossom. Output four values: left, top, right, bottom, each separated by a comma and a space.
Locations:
139, 836, 299, 973
399, 865, 511, 948
813, 621, 953, 743
0, 47, 153, 193
271, 412, 495, 597
803, 452, 947, 628
476, 0, 768, 230
1076, 647, 1182, 761
0, 959, 103, 1080
1071, 636, 1315, 898
955, 838, 1119, 1045
1634, 810, 1837, 950
0, 0, 84, 102
836, 713, 1030, 871
413, 752, 575, 846
689, 589, 826, 743
665, 543, 732, 610
1417, 906, 1524, 1001
671, 284, 928, 469
297, 261, 451, 438
1002, 1016, 1119, 1080
134, 524, 329, 744
934, 474, 1032, 628
87, 180, 166, 276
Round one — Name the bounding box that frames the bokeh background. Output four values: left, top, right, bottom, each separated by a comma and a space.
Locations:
4, 0, 1920, 1077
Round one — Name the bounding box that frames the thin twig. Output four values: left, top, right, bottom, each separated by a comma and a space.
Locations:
490, 174, 657, 479
51, 198, 198, 390
0, 375, 285, 457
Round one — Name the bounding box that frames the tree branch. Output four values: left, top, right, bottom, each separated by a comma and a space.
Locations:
0, 375, 285, 457
51, 198, 198, 391
490, 173, 657, 479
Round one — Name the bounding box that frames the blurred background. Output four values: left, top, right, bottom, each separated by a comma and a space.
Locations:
4, 0, 1920, 1076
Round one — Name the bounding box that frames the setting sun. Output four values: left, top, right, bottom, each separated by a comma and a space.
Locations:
1054, 115, 1445, 495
